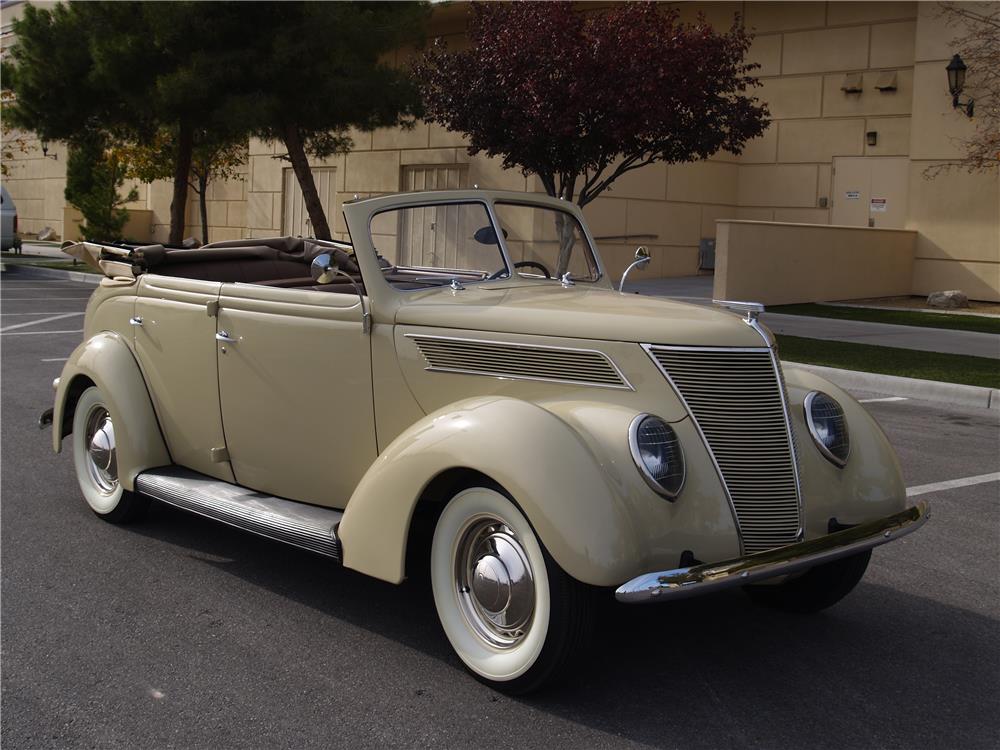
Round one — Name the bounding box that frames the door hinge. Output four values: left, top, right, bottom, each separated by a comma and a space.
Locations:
210, 446, 230, 463
206, 300, 220, 317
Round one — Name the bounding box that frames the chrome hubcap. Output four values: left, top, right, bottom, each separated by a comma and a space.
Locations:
85, 406, 118, 494
456, 516, 535, 649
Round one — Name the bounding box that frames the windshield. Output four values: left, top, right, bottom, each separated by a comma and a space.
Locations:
493, 202, 600, 282
370, 201, 509, 287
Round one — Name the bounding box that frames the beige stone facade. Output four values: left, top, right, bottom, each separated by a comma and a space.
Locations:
2, 1, 998, 300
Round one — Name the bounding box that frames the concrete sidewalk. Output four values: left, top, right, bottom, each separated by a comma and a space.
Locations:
635, 275, 999, 360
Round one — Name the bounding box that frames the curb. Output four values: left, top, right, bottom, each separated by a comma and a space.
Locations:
1, 263, 101, 285
784, 361, 999, 411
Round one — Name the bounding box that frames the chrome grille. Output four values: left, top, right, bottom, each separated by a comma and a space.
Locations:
645, 345, 801, 554
408, 335, 631, 389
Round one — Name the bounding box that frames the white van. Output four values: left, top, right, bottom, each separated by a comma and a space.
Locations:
1, 185, 22, 252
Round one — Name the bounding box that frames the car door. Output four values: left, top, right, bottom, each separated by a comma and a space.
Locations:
134, 274, 234, 482
215, 282, 376, 508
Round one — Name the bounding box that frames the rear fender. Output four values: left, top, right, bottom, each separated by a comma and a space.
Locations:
53, 332, 170, 490
338, 396, 639, 586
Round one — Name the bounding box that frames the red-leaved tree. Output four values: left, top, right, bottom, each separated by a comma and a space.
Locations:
416, 1, 768, 209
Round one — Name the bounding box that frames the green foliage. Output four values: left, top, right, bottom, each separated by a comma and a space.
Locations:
65, 133, 139, 241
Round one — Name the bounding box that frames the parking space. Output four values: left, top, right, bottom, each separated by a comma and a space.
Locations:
2, 270, 998, 749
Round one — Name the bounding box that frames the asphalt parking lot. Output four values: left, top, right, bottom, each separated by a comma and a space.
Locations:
2, 271, 998, 749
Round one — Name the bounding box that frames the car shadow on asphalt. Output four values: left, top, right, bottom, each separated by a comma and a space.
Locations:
122, 501, 994, 750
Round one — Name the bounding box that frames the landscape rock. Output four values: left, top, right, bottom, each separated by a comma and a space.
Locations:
37, 226, 56, 241
927, 290, 969, 309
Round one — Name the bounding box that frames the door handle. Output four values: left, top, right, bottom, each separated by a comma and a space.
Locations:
129, 316, 143, 327
216, 331, 237, 343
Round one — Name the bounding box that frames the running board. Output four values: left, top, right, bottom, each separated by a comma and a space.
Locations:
135, 467, 343, 560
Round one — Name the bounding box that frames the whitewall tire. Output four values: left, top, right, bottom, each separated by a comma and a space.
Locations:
430, 486, 591, 694
71, 386, 149, 523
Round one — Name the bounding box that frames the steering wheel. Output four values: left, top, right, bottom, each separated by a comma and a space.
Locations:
488, 261, 552, 280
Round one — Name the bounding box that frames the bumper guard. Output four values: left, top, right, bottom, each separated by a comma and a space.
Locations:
616, 502, 929, 603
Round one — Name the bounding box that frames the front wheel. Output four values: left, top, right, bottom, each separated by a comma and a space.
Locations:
430, 487, 592, 694
71, 386, 149, 523
743, 550, 872, 613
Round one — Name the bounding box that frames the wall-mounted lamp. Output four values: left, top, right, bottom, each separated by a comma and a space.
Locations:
40, 140, 58, 160
946, 54, 974, 117
866, 131, 878, 147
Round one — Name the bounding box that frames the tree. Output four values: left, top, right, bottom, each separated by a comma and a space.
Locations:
2, 2, 252, 244
64, 132, 139, 241
231, 2, 429, 240
416, 2, 768, 210
117, 128, 248, 244
930, 3, 1000, 175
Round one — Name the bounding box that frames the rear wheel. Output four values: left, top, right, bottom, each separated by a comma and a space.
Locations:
743, 550, 872, 613
430, 487, 592, 694
71, 387, 149, 523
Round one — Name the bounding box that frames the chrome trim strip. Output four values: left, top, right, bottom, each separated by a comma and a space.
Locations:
749, 317, 804, 541
627, 413, 685, 500
804, 390, 851, 468
136, 467, 343, 559
406, 333, 634, 391
616, 502, 929, 603
640, 343, 745, 552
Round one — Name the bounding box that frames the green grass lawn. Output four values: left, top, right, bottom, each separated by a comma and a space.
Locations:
768, 303, 1000, 335
777, 335, 1000, 389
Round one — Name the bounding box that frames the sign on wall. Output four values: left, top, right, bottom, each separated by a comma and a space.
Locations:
870, 198, 887, 213
845, 191, 861, 200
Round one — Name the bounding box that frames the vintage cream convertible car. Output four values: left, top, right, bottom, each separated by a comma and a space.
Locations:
44, 190, 927, 693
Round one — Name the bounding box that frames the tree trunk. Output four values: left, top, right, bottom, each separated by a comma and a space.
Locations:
169, 122, 194, 245
198, 172, 209, 245
282, 123, 331, 240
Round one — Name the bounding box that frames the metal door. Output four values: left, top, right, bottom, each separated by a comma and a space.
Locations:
215, 283, 375, 508
282, 167, 337, 237
133, 275, 234, 482
398, 165, 468, 267
832, 157, 909, 229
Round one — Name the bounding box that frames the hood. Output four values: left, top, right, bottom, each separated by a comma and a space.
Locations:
394, 280, 767, 348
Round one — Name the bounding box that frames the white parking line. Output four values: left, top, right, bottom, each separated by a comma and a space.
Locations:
0, 312, 84, 332
858, 396, 909, 403
1, 311, 87, 316
906, 472, 1000, 497
0, 329, 83, 336
42, 357, 69, 362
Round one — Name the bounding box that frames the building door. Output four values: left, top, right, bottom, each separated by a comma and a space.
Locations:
282, 167, 336, 237
398, 165, 469, 267
832, 157, 909, 229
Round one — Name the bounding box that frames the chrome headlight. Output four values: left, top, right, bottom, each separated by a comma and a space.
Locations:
628, 414, 685, 499
804, 391, 850, 467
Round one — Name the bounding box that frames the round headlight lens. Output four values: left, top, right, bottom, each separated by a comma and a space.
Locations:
805, 391, 850, 467
629, 414, 685, 499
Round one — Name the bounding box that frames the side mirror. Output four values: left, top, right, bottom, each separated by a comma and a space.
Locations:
311, 252, 339, 284
618, 246, 652, 294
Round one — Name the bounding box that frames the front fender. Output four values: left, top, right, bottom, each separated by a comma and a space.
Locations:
338, 396, 640, 587
53, 332, 170, 491
784, 365, 907, 538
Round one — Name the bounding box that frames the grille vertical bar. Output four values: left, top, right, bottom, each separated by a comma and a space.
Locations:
644, 346, 802, 554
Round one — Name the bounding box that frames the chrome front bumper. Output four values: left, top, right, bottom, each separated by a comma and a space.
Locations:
615, 502, 929, 603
